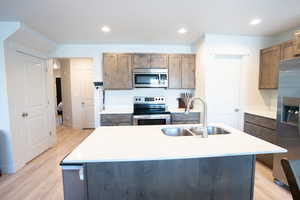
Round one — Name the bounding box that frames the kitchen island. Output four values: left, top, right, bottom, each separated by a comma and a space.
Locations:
61, 123, 286, 200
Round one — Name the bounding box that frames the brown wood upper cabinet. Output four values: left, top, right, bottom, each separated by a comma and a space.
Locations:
103, 53, 133, 89
259, 45, 281, 89
281, 40, 295, 60
259, 39, 300, 89
181, 55, 196, 89
168, 55, 182, 88
133, 54, 168, 68
169, 54, 195, 89
150, 54, 168, 68
133, 54, 150, 68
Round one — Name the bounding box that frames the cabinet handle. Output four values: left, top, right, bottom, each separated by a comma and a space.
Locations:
22, 113, 27, 118
79, 167, 84, 180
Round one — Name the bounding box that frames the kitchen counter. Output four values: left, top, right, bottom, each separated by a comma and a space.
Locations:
167, 108, 200, 113
101, 107, 200, 114
244, 109, 277, 119
62, 123, 286, 164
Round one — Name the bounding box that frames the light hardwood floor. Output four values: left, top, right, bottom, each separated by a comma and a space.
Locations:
0, 126, 292, 200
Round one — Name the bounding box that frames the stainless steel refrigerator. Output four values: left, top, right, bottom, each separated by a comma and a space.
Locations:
273, 57, 300, 185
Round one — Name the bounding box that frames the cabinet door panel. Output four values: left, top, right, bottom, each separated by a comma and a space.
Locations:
181, 55, 195, 89
168, 55, 181, 88
244, 113, 276, 130
171, 113, 200, 124
281, 40, 295, 60
294, 31, 300, 56
259, 45, 280, 89
244, 118, 276, 169
150, 54, 168, 68
133, 54, 150, 68
117, 54, 133, 89
103, 54, 133, 89
103, 54, 117, 89
101, 114, 132, 126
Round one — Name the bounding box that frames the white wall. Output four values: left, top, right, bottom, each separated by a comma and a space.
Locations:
105, 89, 194, 111
193, 34, 276, 113
52, 44, 194, 127
0, 22, 20, 173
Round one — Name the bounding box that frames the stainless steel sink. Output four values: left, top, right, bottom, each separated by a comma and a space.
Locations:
162, 126, 230, 137
161, 127, 194, 136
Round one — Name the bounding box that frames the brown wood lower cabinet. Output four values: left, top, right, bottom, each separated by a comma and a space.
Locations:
101, 113, 200, 126
244, 113, 277, 168
100, 114, 132, 126
171, 112, 200, 124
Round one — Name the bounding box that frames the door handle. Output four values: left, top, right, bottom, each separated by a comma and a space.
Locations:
234, 108, 240, 112
81, 102, 85, 105
22, 113, 29, 118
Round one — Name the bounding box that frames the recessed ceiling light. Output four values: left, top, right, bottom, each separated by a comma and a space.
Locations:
178, 28, 187, 34
250, 19, 262, 25
101, 25, 111, 32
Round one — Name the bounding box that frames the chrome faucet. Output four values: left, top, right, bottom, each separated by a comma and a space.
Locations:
185, 97, 208, 138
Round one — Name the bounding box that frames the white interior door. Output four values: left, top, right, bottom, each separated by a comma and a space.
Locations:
80, 68, 95, 129
206, 55, 242, 129
24, 56, 51, 160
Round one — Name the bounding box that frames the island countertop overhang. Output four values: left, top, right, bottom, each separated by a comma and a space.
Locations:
61, 123, 287, 164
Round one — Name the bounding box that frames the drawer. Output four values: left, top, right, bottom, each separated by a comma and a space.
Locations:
244, 122, 276, 144
244, 113, 276, 130
244, 122, 260, 138
171, 112, 200, 124
101, 114, 132, 126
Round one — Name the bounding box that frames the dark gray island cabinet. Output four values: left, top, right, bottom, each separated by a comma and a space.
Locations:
62, 155, 256, 200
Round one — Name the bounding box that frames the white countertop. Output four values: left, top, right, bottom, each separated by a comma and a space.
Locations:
101, 107, 200, 114
167, 108, 200, 113
62, 123, 286, 164
244, 109, 277, 119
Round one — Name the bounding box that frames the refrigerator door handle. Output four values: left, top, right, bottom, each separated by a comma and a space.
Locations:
298, 105, 300, 136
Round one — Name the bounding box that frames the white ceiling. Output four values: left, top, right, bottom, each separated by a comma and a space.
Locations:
1, 0, 300, 45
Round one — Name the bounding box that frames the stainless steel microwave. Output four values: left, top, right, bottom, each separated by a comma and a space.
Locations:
133, 68, 168, 88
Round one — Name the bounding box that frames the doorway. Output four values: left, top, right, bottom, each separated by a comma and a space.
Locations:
53, 58, 95, 129
205, 55, 243, 129
53, 63, 64, 127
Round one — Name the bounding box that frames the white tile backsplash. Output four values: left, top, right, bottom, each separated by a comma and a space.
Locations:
104, 88, 194, 110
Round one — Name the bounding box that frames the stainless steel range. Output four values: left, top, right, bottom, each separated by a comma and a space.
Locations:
133, 96, 171, 125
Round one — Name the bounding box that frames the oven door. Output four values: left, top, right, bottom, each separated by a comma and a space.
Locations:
133, 114, 171, 125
